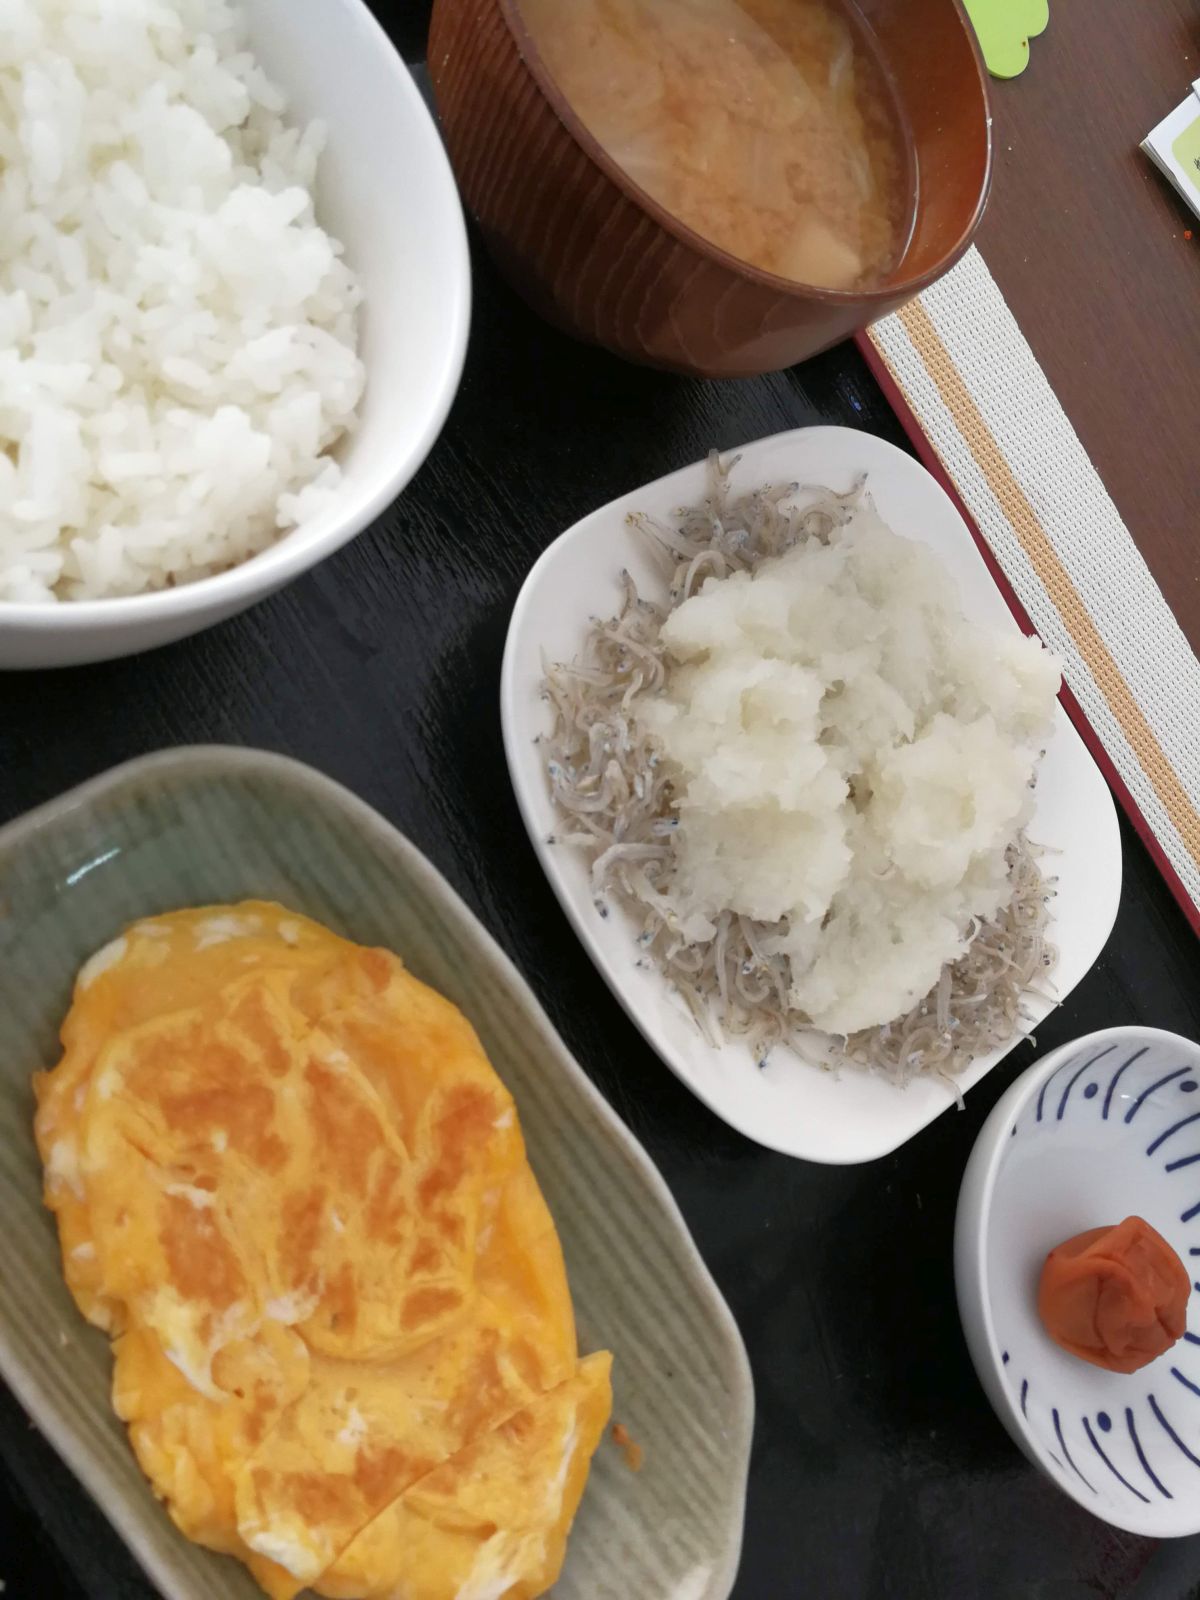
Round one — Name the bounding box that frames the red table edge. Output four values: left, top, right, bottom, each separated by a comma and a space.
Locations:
854, 330, 1200, 940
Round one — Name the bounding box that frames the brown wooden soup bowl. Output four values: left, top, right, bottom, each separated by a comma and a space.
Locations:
429, 0, 992, 379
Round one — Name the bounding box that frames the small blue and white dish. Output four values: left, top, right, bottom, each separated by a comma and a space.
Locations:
956, 1026, 1200, 1535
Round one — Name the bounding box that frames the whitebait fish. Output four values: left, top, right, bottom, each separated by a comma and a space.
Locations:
543, 453, 1057, 1087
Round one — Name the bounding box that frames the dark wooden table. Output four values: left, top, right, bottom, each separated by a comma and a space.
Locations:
3, 8, 1200, 1598
978, 0, 1200, 654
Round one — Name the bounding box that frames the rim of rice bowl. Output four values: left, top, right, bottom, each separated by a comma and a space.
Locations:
0, 0, 471, 644
0, 397, 465, 627
0, 346, 469, 629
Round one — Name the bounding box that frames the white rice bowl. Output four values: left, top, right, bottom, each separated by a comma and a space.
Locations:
0, 0, 366, 602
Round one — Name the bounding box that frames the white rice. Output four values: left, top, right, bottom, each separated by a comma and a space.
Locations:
0, 0, 366, 602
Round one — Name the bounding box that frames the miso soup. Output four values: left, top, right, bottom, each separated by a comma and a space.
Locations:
517, 0, 916, 291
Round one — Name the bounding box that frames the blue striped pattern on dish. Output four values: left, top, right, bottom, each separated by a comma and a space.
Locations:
1007, 1042, 1200, 1512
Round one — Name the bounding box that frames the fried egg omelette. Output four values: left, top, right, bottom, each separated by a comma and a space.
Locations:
34, 903, 613, 1599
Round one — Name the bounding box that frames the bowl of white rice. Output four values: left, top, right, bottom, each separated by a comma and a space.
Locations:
0, 0, 470, 668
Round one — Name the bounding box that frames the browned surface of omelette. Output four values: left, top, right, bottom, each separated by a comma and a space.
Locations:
33, 903, 612, 1600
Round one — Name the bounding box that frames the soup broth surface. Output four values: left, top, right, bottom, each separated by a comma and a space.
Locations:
518, 0, 914, 291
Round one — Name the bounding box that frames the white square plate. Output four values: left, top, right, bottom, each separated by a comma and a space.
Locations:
500, 427, 1123, 1163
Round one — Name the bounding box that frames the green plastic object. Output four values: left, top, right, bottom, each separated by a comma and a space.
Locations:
964, 0, 1049, 79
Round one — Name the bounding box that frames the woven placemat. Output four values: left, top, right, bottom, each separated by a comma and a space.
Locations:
863, 246, 1200, 932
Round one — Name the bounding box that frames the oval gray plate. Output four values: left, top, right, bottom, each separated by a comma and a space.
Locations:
0, 747, 753, 1600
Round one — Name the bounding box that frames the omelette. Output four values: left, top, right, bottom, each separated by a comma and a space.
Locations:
34, 904, 612, 1599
